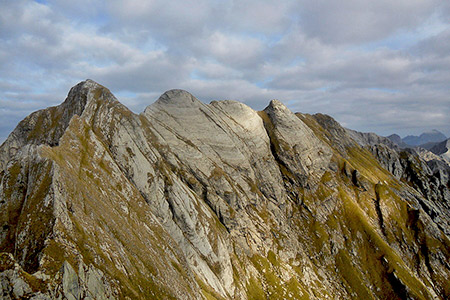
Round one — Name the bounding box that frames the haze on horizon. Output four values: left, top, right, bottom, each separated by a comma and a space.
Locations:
1, 0, 449, 143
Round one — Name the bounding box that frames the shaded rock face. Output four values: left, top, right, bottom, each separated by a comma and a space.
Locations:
0, 80, 449, 300
430, 139, 450, 164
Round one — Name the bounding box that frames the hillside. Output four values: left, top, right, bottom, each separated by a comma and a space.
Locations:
0, 80, 449, 299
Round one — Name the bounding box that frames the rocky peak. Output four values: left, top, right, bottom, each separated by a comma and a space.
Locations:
62, 79, 101, 110
265, 99, 288, 113
387, 133, 409, 148
1, 81, 449, 300
0, 80, 114, 171
262, 99, 333, 188
152, 89, 202, 107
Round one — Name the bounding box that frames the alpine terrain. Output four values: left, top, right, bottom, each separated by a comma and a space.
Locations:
0, 80, 449, 300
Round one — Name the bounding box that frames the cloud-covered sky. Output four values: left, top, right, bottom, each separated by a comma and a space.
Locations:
1, 0, 449, 142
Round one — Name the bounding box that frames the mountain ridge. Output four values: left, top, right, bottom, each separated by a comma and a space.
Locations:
388, 130, 447, 148
0, 80, 449, 299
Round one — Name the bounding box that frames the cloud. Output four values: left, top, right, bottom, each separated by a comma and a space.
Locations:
0, 0, 449, 143
296, 0, 445, 44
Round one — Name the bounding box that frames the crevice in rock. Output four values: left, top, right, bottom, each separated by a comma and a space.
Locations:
163, 182, 176, 221
407, 209, 434, 277
374, 185, 386, 237
379, 256, 411, 300
386, 271, 409, 300
257, 111, 300, 202
351, 170, 359, 187
203, 188, 231, 234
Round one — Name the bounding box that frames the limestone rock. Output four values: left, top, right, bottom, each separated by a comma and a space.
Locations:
1, 80, 449, 299
262, 101, 332, 188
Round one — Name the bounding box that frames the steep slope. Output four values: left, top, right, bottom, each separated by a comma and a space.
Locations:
0, 80, 449, 299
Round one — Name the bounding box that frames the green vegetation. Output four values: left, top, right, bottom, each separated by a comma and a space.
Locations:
246, 276, 265, 300
338, 187, 433, 300
2, 82, 446, 299
335, 250, 374, 299
195, 275, 227, 300
247, 253, 309, 300
40, 117, 196, 299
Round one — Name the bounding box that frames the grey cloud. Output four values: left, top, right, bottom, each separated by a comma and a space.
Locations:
297, 0, 444, 44
89, 52, 193, 93
288, 88, 450, 137
0, 0, 449, 143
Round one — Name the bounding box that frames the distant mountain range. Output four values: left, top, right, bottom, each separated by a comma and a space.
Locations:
387, 129, 447, 149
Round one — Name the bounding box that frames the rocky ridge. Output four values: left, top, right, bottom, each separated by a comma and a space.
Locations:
0, 80, 449, 299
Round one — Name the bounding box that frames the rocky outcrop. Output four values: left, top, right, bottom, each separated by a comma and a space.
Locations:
0, 252, 115, 299
1, 80, 449, 299
430, 138, 450, 164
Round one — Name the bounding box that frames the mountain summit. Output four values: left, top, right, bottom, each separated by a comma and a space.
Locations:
0, 80, 449, 299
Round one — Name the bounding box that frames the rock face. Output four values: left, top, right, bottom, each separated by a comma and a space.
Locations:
1, 80, 449, 299
430, 139, 450, 164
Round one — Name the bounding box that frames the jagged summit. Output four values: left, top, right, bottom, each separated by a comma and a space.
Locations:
3, 79, 112, 145
0, 81, 449, 299
0, 79, 119, 170
62, 79, 112, 108
265, 99, 288, 112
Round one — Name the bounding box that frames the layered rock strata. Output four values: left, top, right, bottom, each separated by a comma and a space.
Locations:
0, 80, 449, 299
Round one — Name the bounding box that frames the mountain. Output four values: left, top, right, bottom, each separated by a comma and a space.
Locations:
386, 134, 409, 148
402, 130, 447, 147
430, 139, 450, 164
0, 80, 449, 299
418, 141, 441, 151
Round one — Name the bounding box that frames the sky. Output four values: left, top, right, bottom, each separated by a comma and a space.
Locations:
1, 0, 449, 143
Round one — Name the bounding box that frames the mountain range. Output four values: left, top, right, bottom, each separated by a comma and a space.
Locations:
388, 130, 447, 149
0, 80, 449, 299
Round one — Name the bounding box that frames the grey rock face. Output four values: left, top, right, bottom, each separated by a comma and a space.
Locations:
1, 80, 449, 300
0, 253, 115, 300
0, 80, 105, 171
62, 262, 79, 300
346, 128, 398, 149
430, 138, 450, 163
262, 101, 332, 188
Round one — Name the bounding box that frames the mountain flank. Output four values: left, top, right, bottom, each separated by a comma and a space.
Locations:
0, 80, 449, 299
